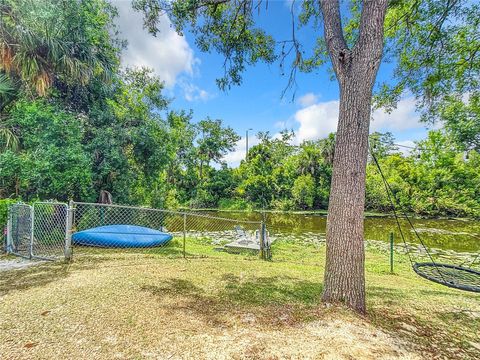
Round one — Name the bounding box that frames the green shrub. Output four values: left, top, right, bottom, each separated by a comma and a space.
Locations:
272, 198, 296, 211
189, 187, 216, 209
218, 198, 250, 210
292, 174, 315, 209
164, 188, 180, 210
1, 100, 93, 201
0, 198, 18, 249
0, 198, 17, 228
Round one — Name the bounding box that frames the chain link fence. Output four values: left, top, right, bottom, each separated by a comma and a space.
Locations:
32, 202, 68, 260
1, 218, 6, 253
7, 203, 33, 258
71, 202, 268, 258
6, 202, 477, 274
5, 201, 271, 261
5, 202, 67, 260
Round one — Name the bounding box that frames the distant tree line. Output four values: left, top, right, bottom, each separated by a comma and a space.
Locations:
237, 130, 480, 218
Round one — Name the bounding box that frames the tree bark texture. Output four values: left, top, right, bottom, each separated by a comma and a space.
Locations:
319, 0, 388, 313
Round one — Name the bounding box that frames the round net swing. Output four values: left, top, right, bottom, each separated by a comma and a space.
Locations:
370, 145, 480, 293
413, 262, 480, 293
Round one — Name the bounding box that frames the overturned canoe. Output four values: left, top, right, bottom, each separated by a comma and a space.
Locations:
72, 225, 172, 248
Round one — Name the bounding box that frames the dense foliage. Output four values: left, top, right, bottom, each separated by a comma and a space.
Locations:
1, 0, 479, 219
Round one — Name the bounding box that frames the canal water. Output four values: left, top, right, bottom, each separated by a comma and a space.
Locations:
204, 211, 480, 255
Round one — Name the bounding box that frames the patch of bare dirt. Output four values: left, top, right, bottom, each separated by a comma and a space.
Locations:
0, 258, 44, 272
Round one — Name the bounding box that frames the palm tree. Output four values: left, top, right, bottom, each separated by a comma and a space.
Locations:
298, 141, 322, 177
0, 72, 14, 97
0, 0, 116, 97
0, 72, 18, 151
0, 125, 18, 151
319, 133, 336, 166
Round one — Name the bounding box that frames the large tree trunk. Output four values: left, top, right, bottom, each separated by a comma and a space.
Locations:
322, 76, 372, 313
320, 0, 388, 313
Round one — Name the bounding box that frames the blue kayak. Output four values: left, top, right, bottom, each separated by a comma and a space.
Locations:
72, 225, 172, 248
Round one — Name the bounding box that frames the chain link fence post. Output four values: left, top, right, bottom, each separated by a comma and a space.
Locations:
265, 223, 272, 261
390, 232, 394, 274
29, 206, 34, 259
64, 202, 264, 259
183, 213, 187, 259
6, 205, 12, 254
259, 221, 265, 260
64, 200, 74, 261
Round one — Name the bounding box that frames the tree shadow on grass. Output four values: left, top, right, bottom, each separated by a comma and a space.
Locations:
367, 284, 480, 359
141, 274, 325, 328
218, 273, 323, 306
0, 240, 204, 297
71, 240, 201, 260
0, 243, 196, 298
0, 256, 114, 296
0, 261, 72, 296
368, 283, 480, 302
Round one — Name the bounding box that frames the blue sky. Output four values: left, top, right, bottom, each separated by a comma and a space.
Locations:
114, 0, 434, 166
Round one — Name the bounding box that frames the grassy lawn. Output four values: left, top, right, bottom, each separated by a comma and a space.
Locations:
1, 238, 479, 359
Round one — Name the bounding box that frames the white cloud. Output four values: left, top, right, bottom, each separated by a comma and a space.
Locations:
223, 135, 260, 168
298, 93, 319, 107
223, 96, 426, 167
290, 96, 426, 144
179, 80, 214, 102
294, 100, 339, 143
274, 119, 296, 130
115, 2, 197, 88
371, 97, 422, 132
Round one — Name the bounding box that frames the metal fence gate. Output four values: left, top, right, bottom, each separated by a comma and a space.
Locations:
32, 202, 68, 260
7, 202, 67, 260
7, 203, 33, 258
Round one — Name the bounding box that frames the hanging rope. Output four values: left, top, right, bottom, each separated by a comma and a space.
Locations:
370, 150, 414, 265
369, 144, 480, 292
369, 141, 480, 292
369, 145, 447, 282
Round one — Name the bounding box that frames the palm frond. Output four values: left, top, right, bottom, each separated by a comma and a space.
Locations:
0, 125, 19, 152
0, 73, 14, 96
